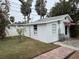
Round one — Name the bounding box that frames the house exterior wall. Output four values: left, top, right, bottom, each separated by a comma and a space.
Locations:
24, 26, 31, 37
6, 17, 71, 43
6, 26, 18, 36
25, 22, 59, 43
58, 20, 70, 39
6, 22, 59, 43
63, 18, 71, 38
27, 24, 49, 43
59, 21, 65, 34
46, 22, 59, 43
6, 26, 26, 37
6, 20, 70, 43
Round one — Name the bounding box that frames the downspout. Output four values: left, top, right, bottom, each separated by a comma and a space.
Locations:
58, 20, 61, 40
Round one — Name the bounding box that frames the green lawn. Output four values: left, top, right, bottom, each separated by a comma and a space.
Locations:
0, 36, 59, 59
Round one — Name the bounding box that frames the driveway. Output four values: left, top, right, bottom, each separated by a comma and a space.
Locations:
68, 50, 79, 59
54, 38, 79, 50
33, 38, 79, 59
62, 38, 79, 47
33, 47, 75, 59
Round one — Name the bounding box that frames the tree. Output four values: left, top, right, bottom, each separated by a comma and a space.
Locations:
0, 10, 10, 40
69, 0, 79, 5
48, 0, 79, 22
35, 0, 47, 19
19, 0, 33, 23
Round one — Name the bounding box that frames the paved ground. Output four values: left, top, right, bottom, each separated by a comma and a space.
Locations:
68, 51, 79, 59
54, 39, 79, 50
62, 38, 79, 48
54, 38, 79, 59
33, 47, 75, 59
33, 38, 79, 59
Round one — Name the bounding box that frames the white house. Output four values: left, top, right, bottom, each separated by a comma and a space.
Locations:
6, 14, 73, 43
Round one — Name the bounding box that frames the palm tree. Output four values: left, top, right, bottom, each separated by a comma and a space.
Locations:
35, 0, 47, 19
19, 0, 33, 23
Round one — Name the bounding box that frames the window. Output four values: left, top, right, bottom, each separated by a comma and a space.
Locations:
52, 24, 56, 33
33, 25, 37, 35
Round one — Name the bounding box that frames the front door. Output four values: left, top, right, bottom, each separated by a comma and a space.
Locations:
65, 26, 68, 35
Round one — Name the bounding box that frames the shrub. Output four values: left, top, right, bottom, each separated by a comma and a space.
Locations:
17, 28, 25, 41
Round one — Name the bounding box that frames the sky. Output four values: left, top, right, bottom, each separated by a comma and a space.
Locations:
9, 0, 59, 22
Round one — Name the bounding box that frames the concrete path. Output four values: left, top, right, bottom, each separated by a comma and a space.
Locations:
33, 47, 75, 59
54, 42, 79, 50
68, 50, 79, 59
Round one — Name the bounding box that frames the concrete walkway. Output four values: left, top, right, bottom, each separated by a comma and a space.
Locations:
54, 42, 79, 50
68, 50, 79, 59
33, 47, 75, 59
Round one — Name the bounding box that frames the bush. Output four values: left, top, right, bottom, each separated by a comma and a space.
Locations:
17, 28, 25, 41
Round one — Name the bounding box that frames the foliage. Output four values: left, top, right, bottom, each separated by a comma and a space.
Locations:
0, 10, 10, 40
69, 0, 79, 5
35, 0, 47, 19
19, 0, 33, 23
17, 28, 25, 41
48, 1, 72, 16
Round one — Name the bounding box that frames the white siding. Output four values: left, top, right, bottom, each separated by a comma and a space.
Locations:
27, 22, 59, 43
24, 26, 30, 37
37, 24, 48, 42
6, 26, 27, 37
28, 24, 49, 43
59, 20, 70, 38
6, 26, 18, 36
46, 22, 59, 43
60, 21, 65, 34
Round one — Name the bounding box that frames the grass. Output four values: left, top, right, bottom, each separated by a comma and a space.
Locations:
0, 36, 59, 59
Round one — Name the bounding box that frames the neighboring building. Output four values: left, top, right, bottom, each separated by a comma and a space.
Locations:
7, 14, 73, 43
